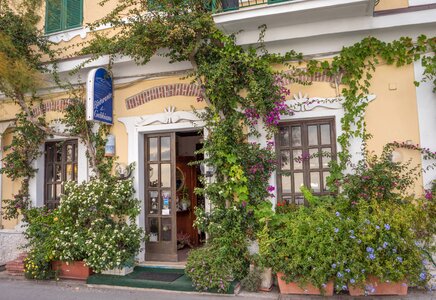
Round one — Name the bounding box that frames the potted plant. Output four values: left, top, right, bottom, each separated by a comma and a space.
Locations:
336, 199, 432, 296
333, 153, 434, 295
50, 178, 143, 279
258, 197, 339, 296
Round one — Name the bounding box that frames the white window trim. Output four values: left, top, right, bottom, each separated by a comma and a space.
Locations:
249, 93, 376, 209
29, 136, 88, 208
414, 58, 436, 189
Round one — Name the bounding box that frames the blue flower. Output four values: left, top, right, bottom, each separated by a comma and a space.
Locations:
364, 219, 370, 224
366, 247, 374, 253
345, 268, 350, 273
368, 253, 376, 260
384, 224, 391, 230
334, 228, 339, 233
396, 257, 403, 263
419, 272, 426, 281
361, 269, 366, 273
350, 279, 356, 284
336, 212, 340, 217
375, 225, 380, 230
357, 239, 362, 244
350, 235, 356, 239
392, 248, 397, 253
332, 263, 337, 269
349, 230, 354, 234
342, 285, 348, 290
382, 242, 388, 249
337, 272, 343, 278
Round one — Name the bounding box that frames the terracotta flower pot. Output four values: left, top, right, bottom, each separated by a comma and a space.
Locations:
348, 275, 407, 296
276, 272, 334, 296
52, 261, 93, 280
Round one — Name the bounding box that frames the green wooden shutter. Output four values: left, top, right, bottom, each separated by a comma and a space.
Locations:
45, 0, 62, 33
65, 0, 83, 30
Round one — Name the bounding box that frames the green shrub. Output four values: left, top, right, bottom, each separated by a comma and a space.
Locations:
241, 267, 262, 292
24, 177, 144, 277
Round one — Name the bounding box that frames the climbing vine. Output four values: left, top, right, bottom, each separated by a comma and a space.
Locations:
77, 0, 436, 291
305, 35, 436, 188
0, 0, 114, 218
0, 0, 434, 290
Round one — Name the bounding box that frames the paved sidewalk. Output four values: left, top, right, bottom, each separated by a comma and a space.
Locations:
0, 271, 434, 300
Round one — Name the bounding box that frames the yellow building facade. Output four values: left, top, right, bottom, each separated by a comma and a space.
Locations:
0, 0, 435, 264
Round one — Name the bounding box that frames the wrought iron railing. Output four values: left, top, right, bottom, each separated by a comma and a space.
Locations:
208, 0, 291, 13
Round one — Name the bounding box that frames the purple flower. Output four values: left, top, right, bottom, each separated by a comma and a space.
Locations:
384, 224, 391, 230
375, 225, 380, 230
267, 185, 275, 192
332, 263, 337, 269
335, 211, 340, 217
364, 219, 371, 224
368, 253, 376, 260
396, 257, 403, 263
334, 228, 339, 233
345, 268, 350, 273
392, 248, 397, 253
425, 190, 433, 200
337, 272, 343, 278
382, 242, 388, 249
350, 235, 356, 239
366, 247, 374, 253
350, 279, 356, 284
342, 285, 348, 290
357, 239, 362, 244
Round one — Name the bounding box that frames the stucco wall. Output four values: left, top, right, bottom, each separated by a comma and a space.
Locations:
0, 229, 26, 265
375, 0, 409, 11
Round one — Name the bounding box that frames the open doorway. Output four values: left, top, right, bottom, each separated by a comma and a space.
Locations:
175, 131, 204, 262
143, 130, 204, 263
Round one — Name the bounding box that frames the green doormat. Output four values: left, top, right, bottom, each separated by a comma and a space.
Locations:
86, 266, 238, 294
129, 271, 183, 282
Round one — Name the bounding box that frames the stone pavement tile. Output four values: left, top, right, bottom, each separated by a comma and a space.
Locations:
278, 288, 434, 300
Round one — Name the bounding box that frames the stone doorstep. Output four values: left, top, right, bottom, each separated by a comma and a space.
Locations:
101, 266, 134, 276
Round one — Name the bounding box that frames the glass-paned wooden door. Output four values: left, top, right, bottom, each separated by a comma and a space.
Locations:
277, 118, 336, 205
144, 133, 177, 261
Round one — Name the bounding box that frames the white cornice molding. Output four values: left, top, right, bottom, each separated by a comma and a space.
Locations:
118, 107, 203, 135
135, 106, 201, 127
286, 93, 376, 112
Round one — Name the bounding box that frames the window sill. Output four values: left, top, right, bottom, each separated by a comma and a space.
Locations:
45, 26, 85, 43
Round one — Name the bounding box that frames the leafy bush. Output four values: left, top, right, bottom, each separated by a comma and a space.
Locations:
24, 177, 144, 278
333, 199, 432, 290
23, 207, 57, 279
53, 178, 144, 273
241, 267, 262, 292
339, 150, 418, 202
187, 206, 250, 292
264, 201, 345, 292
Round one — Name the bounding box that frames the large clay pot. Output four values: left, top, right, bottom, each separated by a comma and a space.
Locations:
52, 261, 93, 280
277, 272, 334, 296
348, 275, 407, 296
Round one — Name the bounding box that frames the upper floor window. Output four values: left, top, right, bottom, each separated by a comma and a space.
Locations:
276, 118, 336, 205
45, 0, 83, 34
44, 140, 78, 209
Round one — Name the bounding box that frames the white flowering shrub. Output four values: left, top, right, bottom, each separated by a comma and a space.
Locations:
53, 178, 144, 273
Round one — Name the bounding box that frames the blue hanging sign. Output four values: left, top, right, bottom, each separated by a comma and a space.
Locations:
86, 68, 113, 124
